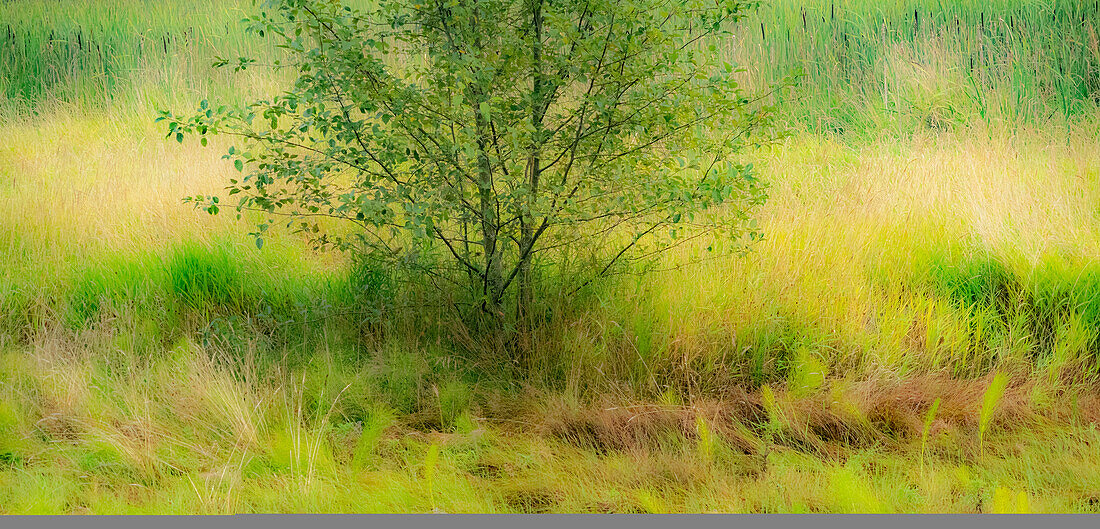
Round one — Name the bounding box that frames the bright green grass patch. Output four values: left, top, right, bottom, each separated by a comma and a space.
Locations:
65, 251, 163, 328
165, 240, 247, 312
35, 236, 388, 340
901, 246, 1100, 377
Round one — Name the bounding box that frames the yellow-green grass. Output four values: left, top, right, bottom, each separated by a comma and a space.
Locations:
3, 341, 1100, 513
6, 111, 1100, 386
538, 127, 1100, 393
4, 111, 1100, 510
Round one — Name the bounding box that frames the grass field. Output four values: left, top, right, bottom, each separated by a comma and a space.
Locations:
2, 0, 1100, 513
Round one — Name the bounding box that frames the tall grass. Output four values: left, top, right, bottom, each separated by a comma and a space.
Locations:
0, 0, 283, 118
728, 0, 1100, 134
3, 0, 1098, 134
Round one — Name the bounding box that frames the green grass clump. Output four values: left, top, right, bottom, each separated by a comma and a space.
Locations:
0, 274, 33, 341
0, 468, 77, 514
0, 400, 27, 467
828, 462, 886, 513
436, 379, 473, 432
788, 347, 828, 397
165, 240, 246, 312
56, 241, 262, 331
927, 252, 1015, 314
74, 441, 141, 483
1027, 259, 1100, 377
65, 252, 160, 328
370, 346, 429, 415
351, 405, 396, 470
908, 248, 1100, 377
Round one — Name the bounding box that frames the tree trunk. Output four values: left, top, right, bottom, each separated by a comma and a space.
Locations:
473, 90, 503, 313
465, 4, 504, 316
517, 0, 545, 330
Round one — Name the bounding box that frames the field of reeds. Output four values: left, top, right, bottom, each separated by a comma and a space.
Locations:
1, 0, 1100, 514
736, 0, 1100, 133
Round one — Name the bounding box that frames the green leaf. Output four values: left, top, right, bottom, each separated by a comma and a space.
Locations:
255, 237, 264, 250
234, 159, 244, 172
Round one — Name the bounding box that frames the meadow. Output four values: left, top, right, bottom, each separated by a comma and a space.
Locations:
1, 0, 1100, 513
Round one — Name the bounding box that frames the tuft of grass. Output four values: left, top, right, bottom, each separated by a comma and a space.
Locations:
0, 399, 27, 467
422, 443, 440, 511
64, 253, 159, 329
166, 240, 246, 312
828, 462, 886, 513
352, 406, 396, 470
436, 379, 473, 432
788, 347, 827, 397
992, 486, 1031, 514
371, 346, 428, 415
694, 416, 715, 466
634, 489, 669, 514
979, 372, 1008, 457
920, 397, 941, 470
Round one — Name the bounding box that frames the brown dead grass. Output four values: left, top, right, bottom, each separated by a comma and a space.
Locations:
520, 374, 1100, 458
